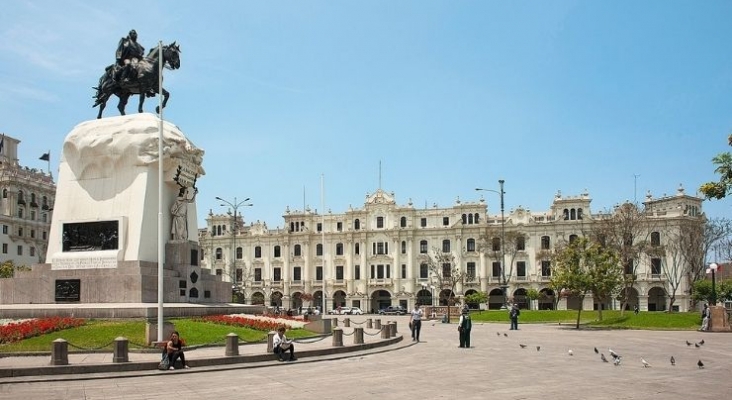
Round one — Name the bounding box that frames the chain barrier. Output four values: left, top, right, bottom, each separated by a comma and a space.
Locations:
293, 335, 330, 344
66, 340, 115, 351
348, 320, 367, 326
362, 327, 385, 336
341, 330, 355, 337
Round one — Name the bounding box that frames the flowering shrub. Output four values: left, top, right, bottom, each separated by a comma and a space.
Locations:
201, 315, 305, 331
0, 317, 86, 344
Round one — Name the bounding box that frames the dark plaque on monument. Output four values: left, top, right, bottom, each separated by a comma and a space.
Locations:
62, 221, 119, 252
55, 279, 81, 302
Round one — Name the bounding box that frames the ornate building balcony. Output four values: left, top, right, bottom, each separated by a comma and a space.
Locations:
368, 278, 393, 287
289, 280, 304, 288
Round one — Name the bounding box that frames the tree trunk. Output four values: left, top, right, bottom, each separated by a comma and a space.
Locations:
575, 299, 584, 329
668, 296, 676, 313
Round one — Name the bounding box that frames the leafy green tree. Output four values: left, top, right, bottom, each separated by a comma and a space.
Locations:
525, 288, 540, 310
700, 134, 732, 199
693, 279, 732, 304
0, 260, 30, 278
551, 237, 622, 328
464, 291, 488, 311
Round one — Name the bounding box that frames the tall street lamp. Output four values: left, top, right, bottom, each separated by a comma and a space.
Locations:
216, 196, 253, 302
476, 180, 508, 309
708, 263, 719, 306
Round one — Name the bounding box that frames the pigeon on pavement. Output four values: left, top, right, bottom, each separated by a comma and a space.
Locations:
609, 348, 619, 358
697, 360, 704, 369
536, 346, 541, 352
496, 332, 501, 336
613, 356, 622, 366
568, 349, 574, 356
504, 333, 508, 337
699, 339, 705, 345
594, 347, 599, 354
601, 354, 609, 363
670, 356, 675, 366
695, 343, 700, 348
686, 341, 692, 346
519, 344, 527, 349
641, 358, 651, 368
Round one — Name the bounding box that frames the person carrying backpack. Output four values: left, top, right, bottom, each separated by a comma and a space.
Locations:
458, 306, 472, 348
509, 304, 520, 330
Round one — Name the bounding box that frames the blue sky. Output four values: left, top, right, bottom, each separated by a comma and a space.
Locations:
1, 1, 731, 229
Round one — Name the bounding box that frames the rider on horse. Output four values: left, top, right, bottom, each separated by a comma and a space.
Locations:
115, 29, 145, 84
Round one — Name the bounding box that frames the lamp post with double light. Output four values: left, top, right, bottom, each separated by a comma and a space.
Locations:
216, 196, 253, 302
476, 180, 508, 309
708, 263, 719, 306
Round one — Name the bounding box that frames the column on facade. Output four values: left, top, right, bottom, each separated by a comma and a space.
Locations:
479, 250, 488, 293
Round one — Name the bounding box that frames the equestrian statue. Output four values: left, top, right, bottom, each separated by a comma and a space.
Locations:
93, 29, 181, 119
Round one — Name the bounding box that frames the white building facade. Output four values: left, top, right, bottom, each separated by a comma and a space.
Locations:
0, 134, 55, 266
199, 187, 703, 313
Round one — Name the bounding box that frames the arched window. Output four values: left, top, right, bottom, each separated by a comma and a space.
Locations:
516, 236, 525, 251
419, 240, 428, 254
17, 190, 25, 204
294, 244, 302, 257
355, 243, 360, 255
215, 248, 223, 260
255, 246, 262, 258
376, 216, 384, 228
401, 240, 406, 254
316, 243, 323, 256
492, 237, 501, 251
336, 243, 344, 255
290, 222, 295, 232
466, 238, 476, 252
650, 232, 660, 247
468, 214, 474, 224
570, 209, 576, 220
236, 247, 243, 259
2, 189, 6, 198
474, 213, 479, 224
569, 234, 579, 244
577, 208, 583, 220
442, 239, 451, 252
400, 216, 407, 228
563, 209, 569, 220
274, 245, 281, 257
462, 214, 467, 224
541, 236, 550, 250
354, 219, 360, 230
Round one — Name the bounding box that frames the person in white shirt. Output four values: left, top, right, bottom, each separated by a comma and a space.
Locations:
409, 304, 423, 342
273, 326, 297, 361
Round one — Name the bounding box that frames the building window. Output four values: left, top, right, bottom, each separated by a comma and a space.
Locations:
255, 246, 262, 258
236, 247, 243, 259
420, 218, 427, 227
216, 269, 222, 276
294, 244, 302, 257
442, 239, 450, 253
18, 227, 23, 237
316, 266, 323, 281
2, 243, 6, 254
236, 268, 243, 282
1, 189, 6, 198
420, 240, 428, 254
30, 246, 36, 257
30, 210, 36, 221
355, 243, 360, 255
651, 258, 662, 275
443, 217, 449, 226
516, 236, 525, 251
254, 268, 262, 282
336, 265, 344, 280
466, 238, 476, 252
400, 217, 407, 228
466, 262, 476, 278
274, 245, 281, 258
17, 245, 22, 256
541, 261, 551, 276
492, 237, 501, 251
337, 222, 343, 231
273, 268, 281, 281
517, 261, 526, 277
42, 231, 47, 240
650, 232, 661, 247
441, 263, 451, 278
377, 216, 384, 228
354, 265, 360, 280
354, 219, 360, 230
569, 234, 579, 244
18, 208, 23, 218
401, 264, 406, 279
420, 263, 428, 279
336, 243, 343, 255
577, 208, 583, 220
401, 240, 406, 254
293, 267, 301, 281
2, 225, 6, 234
215, 248, 223, 260
462, 214, 467, 224
317, 223, 322, 232
541, 236, 550, 250
316, 243, 323, 256
492, 262, 501, 277
375, 242, 387, 255
30, 229, 35, 239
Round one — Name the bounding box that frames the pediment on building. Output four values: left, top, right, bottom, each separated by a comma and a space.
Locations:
365, 189, 396, 206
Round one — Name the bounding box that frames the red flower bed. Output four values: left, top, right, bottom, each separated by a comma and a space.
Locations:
0, 317, 86, 344
201, 315, 283, 331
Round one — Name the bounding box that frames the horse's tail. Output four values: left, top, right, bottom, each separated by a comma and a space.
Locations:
92, 68, 114, 108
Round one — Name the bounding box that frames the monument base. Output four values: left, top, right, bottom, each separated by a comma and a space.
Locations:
709, 305, 731, 332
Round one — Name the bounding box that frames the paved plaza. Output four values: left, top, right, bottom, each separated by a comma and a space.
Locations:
1, 316, 730, 399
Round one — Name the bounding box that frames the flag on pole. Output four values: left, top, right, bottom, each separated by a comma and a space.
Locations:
39, 151, 50, 161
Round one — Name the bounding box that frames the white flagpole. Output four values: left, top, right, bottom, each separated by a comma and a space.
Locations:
321, 174, 326, 314
157, 40, 165, 343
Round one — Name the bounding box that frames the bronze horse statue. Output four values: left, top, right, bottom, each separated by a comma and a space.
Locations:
93, 42, 181, 119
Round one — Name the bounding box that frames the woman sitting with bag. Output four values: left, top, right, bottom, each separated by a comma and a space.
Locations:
165, 331, 190, 370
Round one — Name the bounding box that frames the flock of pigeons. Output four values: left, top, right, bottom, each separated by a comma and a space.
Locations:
503, 331, 707, 369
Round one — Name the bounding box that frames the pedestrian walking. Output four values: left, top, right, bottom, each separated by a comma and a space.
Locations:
458, 306, 472, 348
700, 303, 710, 331
509, 304, 520, 330
409, 304, 423, 342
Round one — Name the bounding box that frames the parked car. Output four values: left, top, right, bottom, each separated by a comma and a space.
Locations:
348, 307, 364, 315
378, 306, 407, 315
329, 306, 351, 315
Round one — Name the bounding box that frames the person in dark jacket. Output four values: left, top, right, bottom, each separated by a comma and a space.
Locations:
458, 306, 472, 348
509, 304, 520, 330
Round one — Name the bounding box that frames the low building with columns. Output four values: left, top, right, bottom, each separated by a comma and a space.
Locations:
199, 186, 703, 313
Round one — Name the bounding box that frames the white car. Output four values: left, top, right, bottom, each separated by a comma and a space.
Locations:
349, 307, 364, 315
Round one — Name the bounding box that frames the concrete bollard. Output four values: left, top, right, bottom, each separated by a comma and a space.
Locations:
332, 318, 339, 327
51, 338, 69, 366
367, 318, 373, 329
380, 324, 390, 339
374, 319, 381, 330
113, 337, 129, 363
332, 327, 344, 347
392, 320, 398, 334
354, 327, 364, 344
344, 318, 350, 327
225, 333, 239, 356
267, 331, 276, 353
390, 321, 397, 337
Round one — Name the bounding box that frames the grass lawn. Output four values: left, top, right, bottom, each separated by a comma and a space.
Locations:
467, 310, 701, 330
0, 318, 317, 353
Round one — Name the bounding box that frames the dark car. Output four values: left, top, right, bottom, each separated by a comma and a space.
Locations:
378, 306, 407, 315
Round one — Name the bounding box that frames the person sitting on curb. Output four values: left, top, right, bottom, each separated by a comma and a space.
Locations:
166, 331, 190, 370
273, 325, 297, 361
